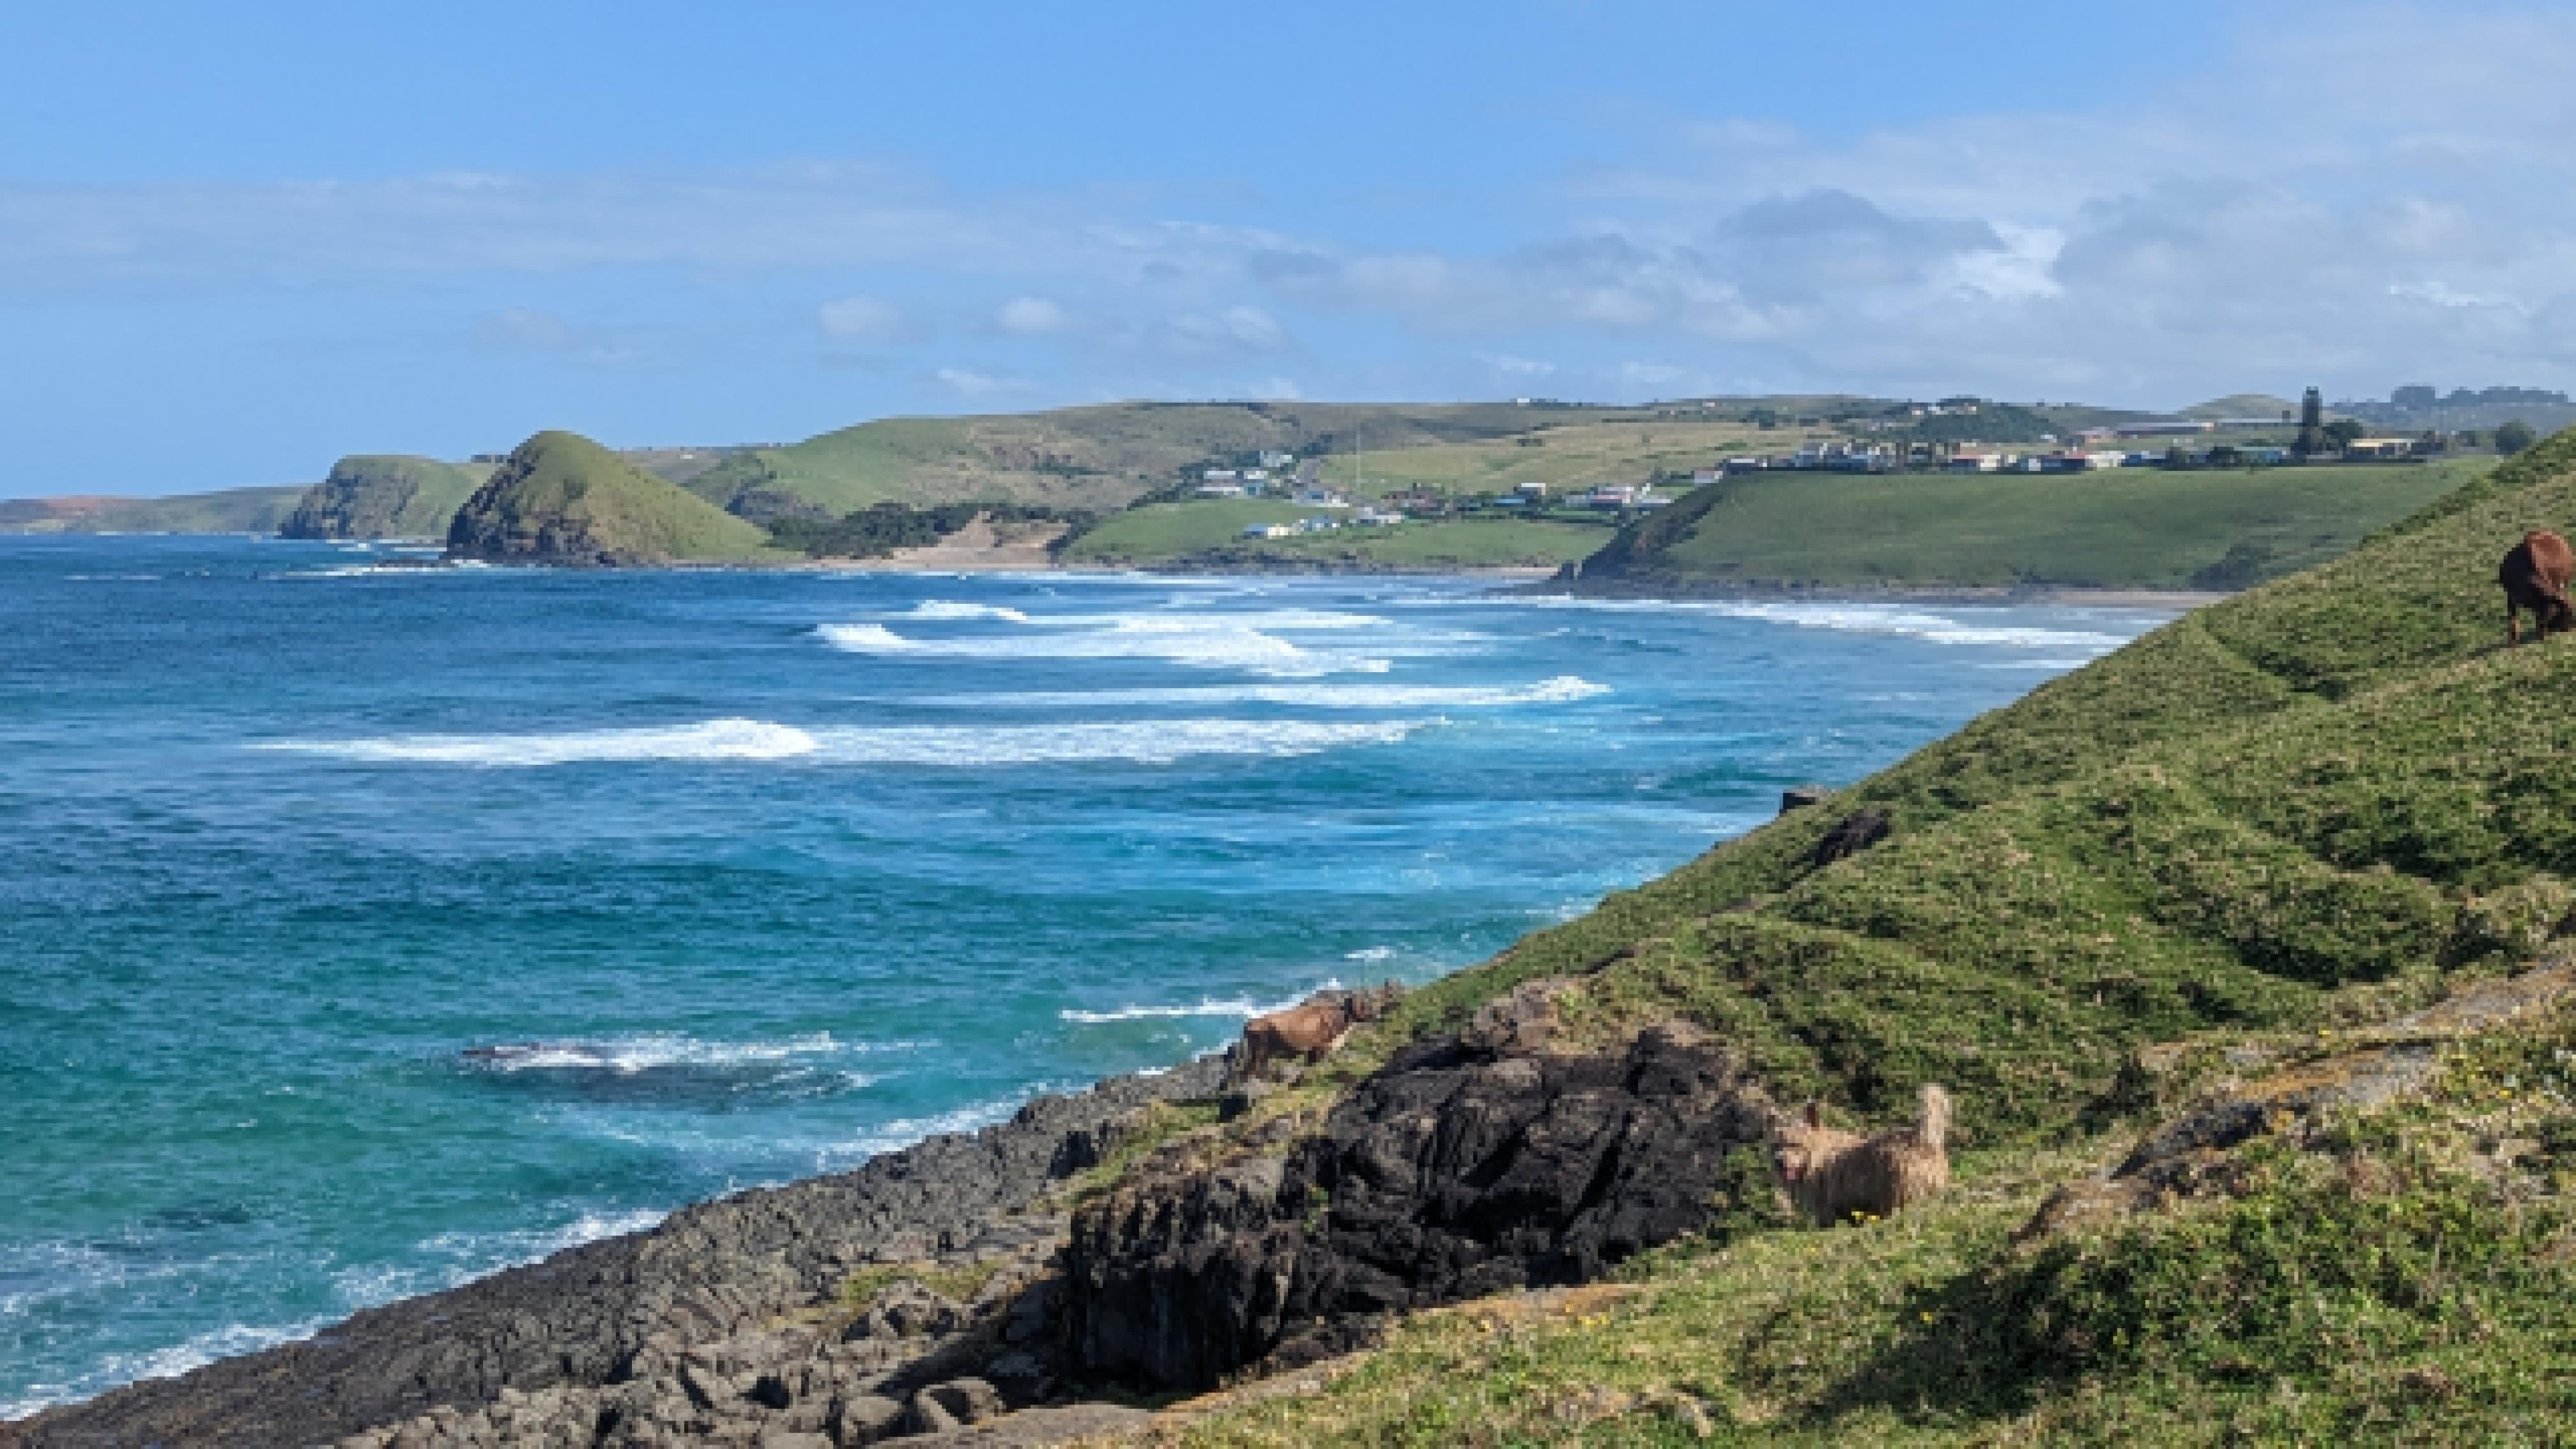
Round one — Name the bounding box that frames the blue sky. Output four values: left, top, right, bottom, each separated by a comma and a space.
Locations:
6, 1, 2574, 494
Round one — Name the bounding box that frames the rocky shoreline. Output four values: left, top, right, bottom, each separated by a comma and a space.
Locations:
14, 979, 1792, 1448
15, 1060, 1227, 1448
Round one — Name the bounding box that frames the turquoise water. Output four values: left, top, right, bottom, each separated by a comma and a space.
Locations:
0, 535, 2170, 1414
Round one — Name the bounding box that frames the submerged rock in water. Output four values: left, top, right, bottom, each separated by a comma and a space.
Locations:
1062, 1023, 1775, 1390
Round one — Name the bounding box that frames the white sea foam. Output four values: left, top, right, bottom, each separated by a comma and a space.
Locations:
917, 675, 1608, 710
259, 718, 820, 766
0, 1316, 339, 1420
894, 600, 1033, 622
1499, 594, 2141, 654
274, 563, 490, 580
258, 716, 1426, 768
328, 1208, 671, 1315
464, 1031, 853, 1074
1061, 979, 1338, 1025
815, 607, 1471, 677
813, 1096, 1036, 1169
1344, 946, 1399, 962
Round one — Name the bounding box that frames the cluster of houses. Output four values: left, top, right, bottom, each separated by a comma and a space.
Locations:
1704, 432, 2430, 479
1206, 460, 1677, 538
1239, 505, 1410, 540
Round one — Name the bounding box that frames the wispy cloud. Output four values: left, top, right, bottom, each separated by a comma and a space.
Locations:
817, 293, 914, 342
9, 4, 2576, 411
470, 308, 643, 367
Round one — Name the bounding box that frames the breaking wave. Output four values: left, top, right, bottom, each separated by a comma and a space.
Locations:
1060, 979, 1337, 1025
814, 608, 1473, 677
892, 600, 1032, 622
461, 1032, 861, 1075
1500, 594, 2142, 654
257, 716, 1427, 768
917, 675, 1609, 710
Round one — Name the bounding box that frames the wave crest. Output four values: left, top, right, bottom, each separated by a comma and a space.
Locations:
257, 717, 1426, 768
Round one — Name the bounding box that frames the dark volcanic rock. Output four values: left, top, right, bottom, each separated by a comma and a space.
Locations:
1778, 784, 1830, 816
1062, 1025, 1774, 1390
20, 1059, 1225, 1448
1809, 808, 1892, 867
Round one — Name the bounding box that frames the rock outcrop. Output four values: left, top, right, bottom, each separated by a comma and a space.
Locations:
1062, 1024, 1775, 1391
19, 1059, 1223, 1448
2023, 962, 2576, 1239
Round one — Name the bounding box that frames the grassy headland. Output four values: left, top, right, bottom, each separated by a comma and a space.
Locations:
281, 455, 490, 540
681, 401, 1610, 521
1117, 430, 2576, 1441
0, 486, 309, 535
445, 431, 779, 565
1571, 458, 2490, 594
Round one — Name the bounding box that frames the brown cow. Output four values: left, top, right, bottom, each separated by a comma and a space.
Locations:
2501, 530, 2575, 645
1233, 983, 1401, 1083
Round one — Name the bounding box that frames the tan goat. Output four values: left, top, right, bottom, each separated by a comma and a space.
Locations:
1771, 1084, 1952, 1227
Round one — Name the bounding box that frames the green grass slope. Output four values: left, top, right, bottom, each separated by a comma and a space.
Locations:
1059, 499, 1609, 570
682, 402, 1618, 519
1574, 459, 2486, 592
1168, 428, 2576, 1442
0, 486, 311, 535
280, 456, 489, 540
446, 431, 777, 565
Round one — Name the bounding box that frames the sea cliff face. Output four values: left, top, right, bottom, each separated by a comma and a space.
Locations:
280, 457, 487, 541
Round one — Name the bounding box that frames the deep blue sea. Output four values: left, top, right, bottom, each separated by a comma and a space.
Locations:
0, 534, 2172, 1415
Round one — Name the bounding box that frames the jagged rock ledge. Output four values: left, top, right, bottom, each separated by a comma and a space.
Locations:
16, 1059, 1227, 1448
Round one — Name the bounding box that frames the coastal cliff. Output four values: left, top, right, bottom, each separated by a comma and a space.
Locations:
282, 456, 488, 541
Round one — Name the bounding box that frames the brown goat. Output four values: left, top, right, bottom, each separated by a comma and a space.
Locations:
2501, 530, 2575, 645
1772, 1084, 1952, 1227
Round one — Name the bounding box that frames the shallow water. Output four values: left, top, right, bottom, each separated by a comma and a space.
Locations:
0, 535, 2172, 1414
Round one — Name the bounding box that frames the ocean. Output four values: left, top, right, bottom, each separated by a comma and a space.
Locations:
0, 535, 2171, 1416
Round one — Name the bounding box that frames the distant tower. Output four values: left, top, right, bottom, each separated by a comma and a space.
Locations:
2294, 387, 2327, 458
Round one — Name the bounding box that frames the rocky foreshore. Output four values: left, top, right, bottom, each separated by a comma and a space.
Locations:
14, 983, 1788, 1449
15, 1059, 1227, 1448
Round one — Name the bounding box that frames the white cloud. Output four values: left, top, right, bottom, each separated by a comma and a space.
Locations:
993, 295, 1073, 335
12, 5, 2576, 410
1160, 305, 1289, 356
818, 294, 911, 342
930, 365, 1025, 397
470, 308, 639, 366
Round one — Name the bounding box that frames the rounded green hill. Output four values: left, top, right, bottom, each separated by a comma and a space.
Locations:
447, 431, 776, 565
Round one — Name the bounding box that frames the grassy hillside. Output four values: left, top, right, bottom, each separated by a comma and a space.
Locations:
1575, 458, 2487, 592
1308, 417, 1833, 499
2184, 392, 2299, 420
682, 401, 1623, 520
446, 431, 778, 565
0, 486, 310, 535
1148, 429, 2576, 1441
280, 456, 489, 540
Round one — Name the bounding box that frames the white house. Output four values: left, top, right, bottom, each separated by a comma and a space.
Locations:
1946, 450, 2003, 472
